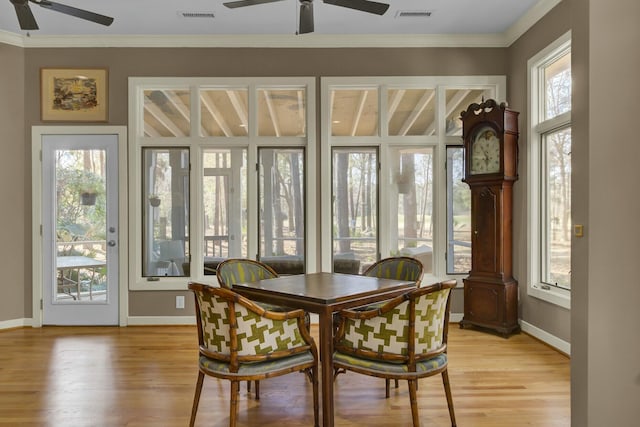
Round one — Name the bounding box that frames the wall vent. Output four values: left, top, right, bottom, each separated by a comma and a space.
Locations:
178, 11, 216, 19
396, 10, 432, 18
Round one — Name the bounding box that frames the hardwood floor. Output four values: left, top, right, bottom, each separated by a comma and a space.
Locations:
0, 324, 569, 426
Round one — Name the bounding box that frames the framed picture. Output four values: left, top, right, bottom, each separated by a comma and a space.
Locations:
41, 68, 108, 122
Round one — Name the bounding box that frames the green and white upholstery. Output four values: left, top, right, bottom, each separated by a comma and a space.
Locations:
362, 256, 424, 283
333, 280, 458, 427
216, 258, 279, 289
188, 283, 319, 427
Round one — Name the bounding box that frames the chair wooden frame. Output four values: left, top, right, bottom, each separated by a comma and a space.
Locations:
333, 280, 457, 427
188, 282, 319, 427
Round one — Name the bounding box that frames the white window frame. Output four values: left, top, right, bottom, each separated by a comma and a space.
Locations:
527, 31, 572, 309
320, 76, 506, 282
128, 77, 316, 290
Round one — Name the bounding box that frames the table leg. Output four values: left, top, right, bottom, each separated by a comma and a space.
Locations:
318, 309, 334, 427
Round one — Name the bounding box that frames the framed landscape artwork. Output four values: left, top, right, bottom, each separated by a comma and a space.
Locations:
41, 68, 108, 122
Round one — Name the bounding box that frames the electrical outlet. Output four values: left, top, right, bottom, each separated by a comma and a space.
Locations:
176, 295, 185, 309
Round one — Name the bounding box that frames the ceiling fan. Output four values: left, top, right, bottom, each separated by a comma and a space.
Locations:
223, 0, 389, 34
9, 0, 114, 31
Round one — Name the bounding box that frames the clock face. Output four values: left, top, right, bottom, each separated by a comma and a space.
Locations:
471, 126, 500, 174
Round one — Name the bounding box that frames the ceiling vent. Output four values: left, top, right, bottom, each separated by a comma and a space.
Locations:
395, 10, 432, 18
178, 11, 216, 19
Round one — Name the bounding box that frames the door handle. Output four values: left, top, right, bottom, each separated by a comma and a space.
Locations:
108, 240, 117, 247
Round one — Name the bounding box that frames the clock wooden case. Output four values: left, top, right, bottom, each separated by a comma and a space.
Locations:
460, 99, 520, 337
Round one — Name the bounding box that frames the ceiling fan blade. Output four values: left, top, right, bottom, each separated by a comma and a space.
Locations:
34, 0, 114, 26
323, 0, 389, 15
299, 1, 314, 34
10, 0, 38, 30
223, 0, 285, 9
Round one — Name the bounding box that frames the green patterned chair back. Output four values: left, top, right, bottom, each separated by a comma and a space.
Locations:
188, 282, 311, 368
363, 256, 424, 283
335, 280, 457, 364
216, 258, 279, 289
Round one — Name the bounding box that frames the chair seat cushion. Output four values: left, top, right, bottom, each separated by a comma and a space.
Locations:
200, 352, 314, 377
333, 351, 447, 375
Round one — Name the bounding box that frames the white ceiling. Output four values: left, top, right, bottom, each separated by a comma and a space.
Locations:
0, 0, 559, 47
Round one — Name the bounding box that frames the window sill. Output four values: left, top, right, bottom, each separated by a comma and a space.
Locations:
529, 283, 571, 309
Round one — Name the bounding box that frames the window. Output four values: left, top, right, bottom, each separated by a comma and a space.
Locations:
528, 32, 572, 308
331, 147, 378, 272
259, 147, 305, 263
446, 146, 471, 274
142, 148, 189, 277
130, 78, 316, 289
321, 77, 505, 276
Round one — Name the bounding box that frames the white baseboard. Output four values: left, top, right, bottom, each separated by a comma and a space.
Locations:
519, 319, 570, 355
449, 312, 463, 323
0, 318, 33, 330
127, 316, 195, 326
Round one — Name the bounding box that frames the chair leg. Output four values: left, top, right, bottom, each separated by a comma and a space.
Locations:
442, 370, 457, 427
189, 372, 205, 427
395, 379, 399, 389
385, 379, 390, 398
311, 366, 320, 427
408, 379, 420, 427
230, 381, 240, 427
255, 380, 260, 400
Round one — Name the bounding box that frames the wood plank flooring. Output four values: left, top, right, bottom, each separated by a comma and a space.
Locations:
0, 325, 569, 426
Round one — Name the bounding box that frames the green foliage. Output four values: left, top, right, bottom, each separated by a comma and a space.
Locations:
56, 168, 106, 242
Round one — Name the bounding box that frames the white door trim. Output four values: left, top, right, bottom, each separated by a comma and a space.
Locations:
31, 126, 129, 327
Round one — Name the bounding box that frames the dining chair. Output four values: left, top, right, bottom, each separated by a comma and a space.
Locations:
333, 279, 458, 427
359, 256, 425, 394
363, 256, 424, 283
188, 282, 319, 427
216, 258, 311, 397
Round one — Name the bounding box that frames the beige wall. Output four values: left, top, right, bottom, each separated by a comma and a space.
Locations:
587, 0, 640, 424
507, 1, 572, 341
19, 46, 506, 319
0, 43, 26, 322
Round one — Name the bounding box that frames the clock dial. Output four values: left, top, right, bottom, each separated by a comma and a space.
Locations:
470, 126, 500, 174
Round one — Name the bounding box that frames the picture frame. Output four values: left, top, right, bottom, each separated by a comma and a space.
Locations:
40, 68, 108, 122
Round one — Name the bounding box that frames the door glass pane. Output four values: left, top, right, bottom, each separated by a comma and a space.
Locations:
387, 89, 436, 136
444, 89, 492, 136
543, 127, 571, 289
257, 88, 307, 136
201, 148, 248, 273
143, 89, 191, 137
259, 148, 305, 273
200, 88, 249, 137
332, 147, 378, 273
142, 148, 190, 277
55, 149, 107, 301
389, 147, 434, 273
446, 147, 471, 274
330, 89, 378, 136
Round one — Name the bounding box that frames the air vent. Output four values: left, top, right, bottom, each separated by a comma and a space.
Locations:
396, 10, 432, 18
178, 11, 216, 19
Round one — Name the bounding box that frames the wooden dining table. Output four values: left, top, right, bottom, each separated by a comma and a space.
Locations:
232, 272, 417, 427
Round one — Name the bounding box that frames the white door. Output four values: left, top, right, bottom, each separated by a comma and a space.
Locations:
41, 133, 119, 325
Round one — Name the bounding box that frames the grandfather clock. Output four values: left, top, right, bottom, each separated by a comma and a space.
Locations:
460, 99, 520, 337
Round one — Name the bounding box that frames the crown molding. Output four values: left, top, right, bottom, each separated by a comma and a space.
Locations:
504, 0, 563, 46
3, 33, 508, 49
0, 29, 24, 47
0, 0, 560, 49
